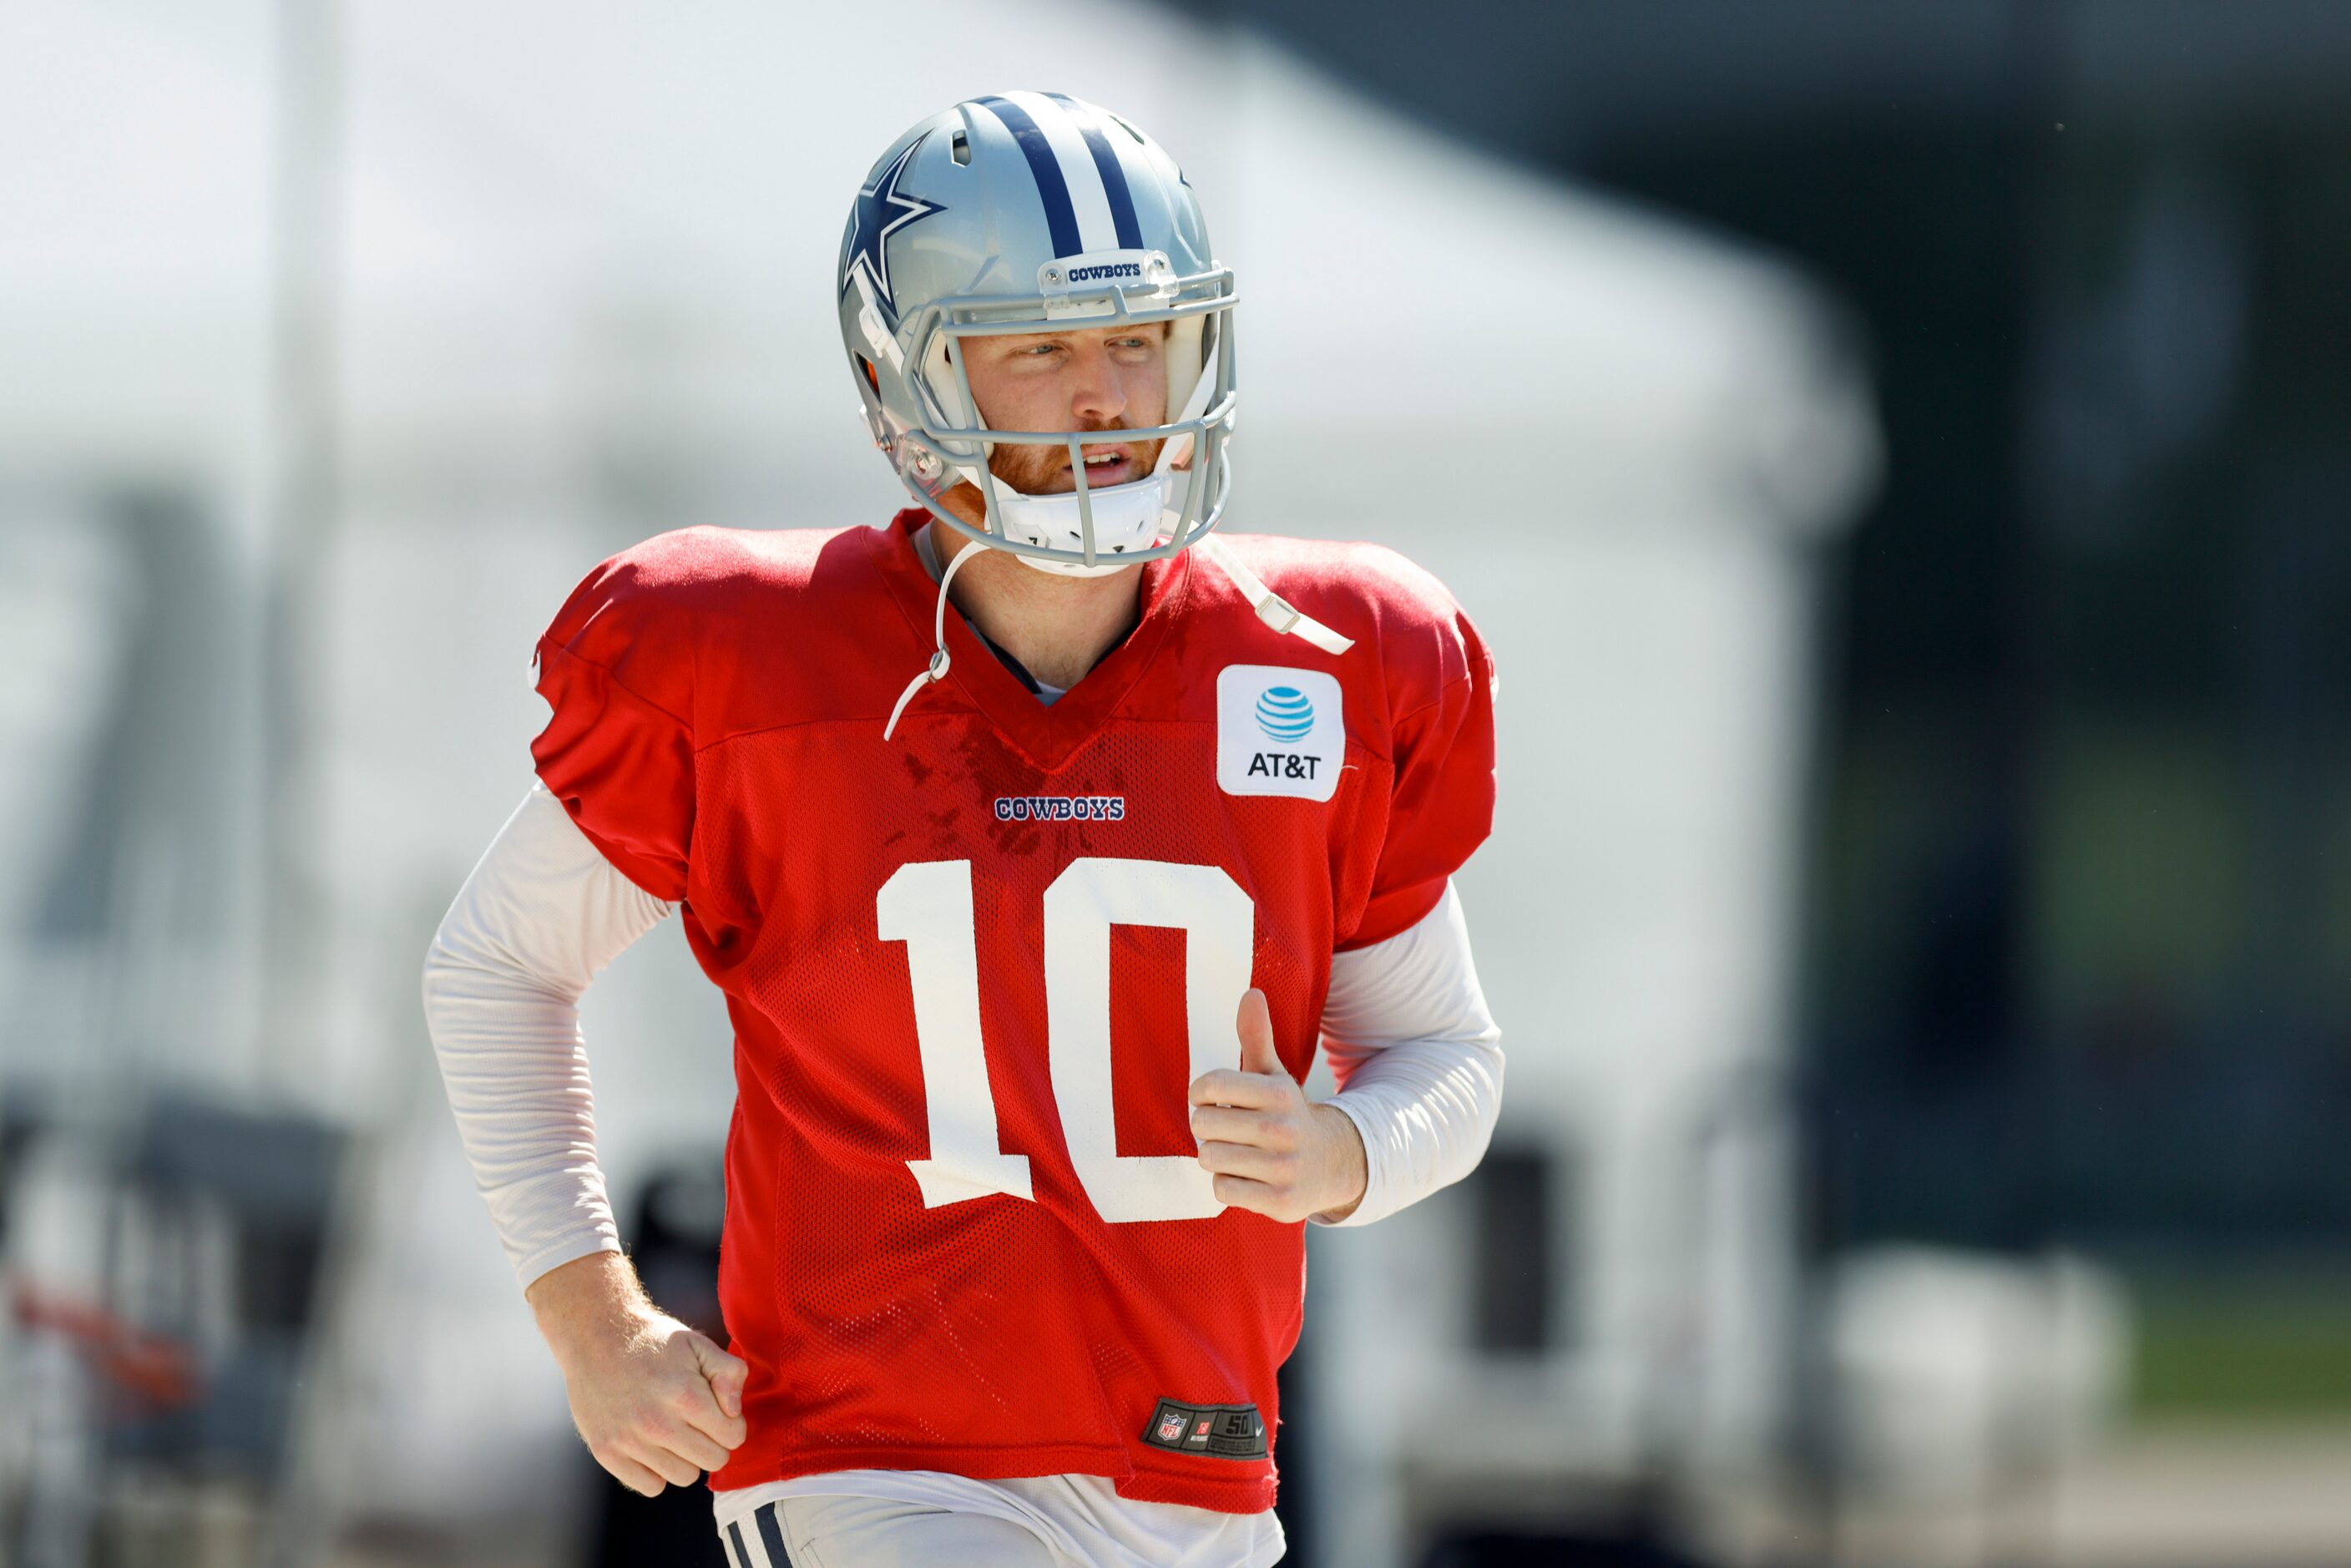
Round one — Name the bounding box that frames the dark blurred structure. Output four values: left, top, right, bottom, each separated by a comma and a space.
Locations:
1222, 0, 2351, 1393
2, 1091, 345, 1566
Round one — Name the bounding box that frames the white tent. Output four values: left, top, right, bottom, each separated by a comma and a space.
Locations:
0, 0, 1874, 1554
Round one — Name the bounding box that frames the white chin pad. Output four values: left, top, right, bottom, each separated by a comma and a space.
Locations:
994, 472, 1174, 576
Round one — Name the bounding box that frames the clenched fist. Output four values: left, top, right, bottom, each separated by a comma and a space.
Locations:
527, 1252, 749, 1496
1187, 988, 1368, 1224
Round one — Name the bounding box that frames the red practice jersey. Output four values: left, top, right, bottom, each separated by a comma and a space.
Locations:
529, 509, 1496, 1513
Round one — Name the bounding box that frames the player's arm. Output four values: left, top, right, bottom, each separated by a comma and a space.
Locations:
421, 785, 747, 1495
1190, 880, 1503, 1226
1309, 879, 1504, 1225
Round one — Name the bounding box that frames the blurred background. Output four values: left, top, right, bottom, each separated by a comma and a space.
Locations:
3, 1, 2348, 1565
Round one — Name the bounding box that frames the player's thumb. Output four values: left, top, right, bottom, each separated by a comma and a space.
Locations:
1235, 988, 1282, 1078
691, 1333, 750, 1423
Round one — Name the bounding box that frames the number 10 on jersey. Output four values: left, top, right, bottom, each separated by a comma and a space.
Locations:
877, 857, 1256, 1224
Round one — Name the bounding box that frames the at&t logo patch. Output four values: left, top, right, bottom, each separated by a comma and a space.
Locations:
1217, 665, 1342, 802
1255, 685, 1315, 743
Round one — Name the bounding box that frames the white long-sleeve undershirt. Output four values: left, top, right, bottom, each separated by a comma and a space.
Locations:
1314, 877, 1504, 1227
422, 785, 1503, 1287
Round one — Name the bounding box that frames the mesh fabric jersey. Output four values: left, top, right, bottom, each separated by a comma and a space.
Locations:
529, 510, 1496, 1514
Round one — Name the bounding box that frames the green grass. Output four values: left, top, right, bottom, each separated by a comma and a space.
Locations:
2134, 1276, 2351, 1418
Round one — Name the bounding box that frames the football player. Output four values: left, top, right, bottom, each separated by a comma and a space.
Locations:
423, 93, 1502, 1568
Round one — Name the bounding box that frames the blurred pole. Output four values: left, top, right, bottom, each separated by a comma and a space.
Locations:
261, 0, 343, 1093
260, 1, 346, 1561
2005, 2, 2070, 1563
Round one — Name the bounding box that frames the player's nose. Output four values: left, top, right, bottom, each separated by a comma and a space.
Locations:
1065, 341, 1127, 425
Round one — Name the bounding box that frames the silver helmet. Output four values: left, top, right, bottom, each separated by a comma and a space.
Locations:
837, 94, 1236, 577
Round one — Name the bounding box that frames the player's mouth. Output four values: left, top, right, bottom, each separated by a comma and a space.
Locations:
1069, 445, 1138, 488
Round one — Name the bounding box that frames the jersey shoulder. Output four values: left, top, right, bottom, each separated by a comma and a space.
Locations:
538, 524, 890, 735
1196, 533, 1483, 715
546, 524, 858, 632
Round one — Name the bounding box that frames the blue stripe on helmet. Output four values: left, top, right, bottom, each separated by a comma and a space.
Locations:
978, 94, 1083, 259
1048, 94, 1145, 251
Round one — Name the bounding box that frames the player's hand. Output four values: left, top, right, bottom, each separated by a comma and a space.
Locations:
527, 1252, 750, 1497
1188, 989, 1369, 1224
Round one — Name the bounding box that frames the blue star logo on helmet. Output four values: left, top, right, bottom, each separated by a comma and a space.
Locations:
842, 135, 947, 313
1255, 686, 1315, 744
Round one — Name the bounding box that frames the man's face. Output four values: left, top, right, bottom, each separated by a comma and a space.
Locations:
958, 321, 1170, 495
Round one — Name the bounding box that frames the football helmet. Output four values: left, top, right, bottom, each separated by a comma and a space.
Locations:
837, 94, 1236, 577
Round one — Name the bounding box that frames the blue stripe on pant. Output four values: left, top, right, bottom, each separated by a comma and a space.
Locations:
756, 1503, 793, 1566
721, 1505, 791, 1567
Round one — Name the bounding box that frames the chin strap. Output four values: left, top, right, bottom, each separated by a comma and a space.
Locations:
883, 539, 980, 741
1193, 535, 1355, 655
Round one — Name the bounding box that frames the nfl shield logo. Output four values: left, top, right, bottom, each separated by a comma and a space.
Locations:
1156, 1412, 1187, 1443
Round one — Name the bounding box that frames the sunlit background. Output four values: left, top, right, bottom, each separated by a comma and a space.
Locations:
4, 2, 2348, 1565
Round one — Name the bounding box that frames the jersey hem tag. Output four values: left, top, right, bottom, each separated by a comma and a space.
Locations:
1140, 1399, 1268, 1460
